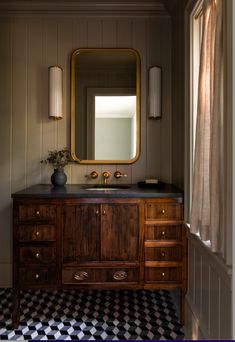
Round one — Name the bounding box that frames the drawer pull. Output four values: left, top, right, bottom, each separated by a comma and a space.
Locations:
113, 270, 127, 281
95, 210, 99, 215
35, 253, 40, 259
161, 231, 166, 236
74, 271, 88, 281
161, 209, 165, 215
36, 210, 40, 217
161, 272, 166, 277
102, 210, 106, 216
36, 231, 40, 237
161, 252, 165, 257
35, 273, 40, 280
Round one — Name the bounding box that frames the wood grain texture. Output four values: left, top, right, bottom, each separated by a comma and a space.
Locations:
62, 204, 100, 263
100, 204, 139, 262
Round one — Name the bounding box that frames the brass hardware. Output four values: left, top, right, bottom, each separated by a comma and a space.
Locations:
74, 271, 88, 281
161, 252, 165, 257
102, 210, 106, 216
161, 209, 165, 215
102, 171, 111, 185
36, 231, 40, 237
35, 274, 40, 280
113, 270, 128, 281
85, 170, 99, 179
95, 210, 99, 215
114, 171, 127, 179
161, 231, 165, 236
161, 272, 165, 277
35, 253, 40, 259
36, 210, 40, 216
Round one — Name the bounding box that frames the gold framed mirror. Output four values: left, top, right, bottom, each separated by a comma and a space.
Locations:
70, 48, 141, 164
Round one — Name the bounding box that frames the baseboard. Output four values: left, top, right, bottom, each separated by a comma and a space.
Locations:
184, 295, 206, 340
0, 263, 12, 287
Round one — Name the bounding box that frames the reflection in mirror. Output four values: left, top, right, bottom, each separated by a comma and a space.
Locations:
70, 48, 140, 164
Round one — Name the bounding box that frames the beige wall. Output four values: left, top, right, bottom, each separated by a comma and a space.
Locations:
0, 14, 172, 286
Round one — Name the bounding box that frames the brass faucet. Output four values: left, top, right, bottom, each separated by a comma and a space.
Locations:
102, 171, 111, 185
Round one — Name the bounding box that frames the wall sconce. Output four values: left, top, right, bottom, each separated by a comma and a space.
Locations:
49, 66, 63, 120
149, 66, 162, 119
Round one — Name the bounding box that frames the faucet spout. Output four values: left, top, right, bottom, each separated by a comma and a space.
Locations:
102, 171, 111, 185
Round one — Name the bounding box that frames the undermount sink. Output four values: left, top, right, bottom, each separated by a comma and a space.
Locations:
83, 184, 131, 191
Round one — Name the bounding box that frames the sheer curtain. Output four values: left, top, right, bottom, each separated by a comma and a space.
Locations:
190, 0, 223, 253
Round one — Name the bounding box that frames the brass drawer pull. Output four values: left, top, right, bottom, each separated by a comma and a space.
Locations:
36, 231, 40, 237
74, 271, 88, 281
161, 272, 165, 277
161, 252, 165, 257
35, 253, 40, 259
36, 210, 40, 217
95, 210, 99, 215
102, 210, 106, 216
161, 209, 165, 215
35, 273, 40, 280
113, 270, 127, 281
161, 231, 166, 236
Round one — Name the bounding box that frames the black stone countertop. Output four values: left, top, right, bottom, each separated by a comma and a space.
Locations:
12, 183, 183, 201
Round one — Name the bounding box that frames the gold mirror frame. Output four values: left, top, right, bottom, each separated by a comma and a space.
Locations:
70, 48, 141, 164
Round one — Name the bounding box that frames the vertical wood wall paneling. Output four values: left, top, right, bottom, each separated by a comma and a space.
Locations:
194, 251, 202, 317
0, 19, 12, 267
71, 18, 88, 184
209, 265, 220, 339
27, 18, 43, 187
219, 277, 232, 339
41, 19, 59, 183
57, 19, 74, 183
159, 17, 172, 184
187, 239, 195, 302
131, 19, 147, 184
12, 18, 27, 192
146, 19, 161, 180
201, 255, 210, 336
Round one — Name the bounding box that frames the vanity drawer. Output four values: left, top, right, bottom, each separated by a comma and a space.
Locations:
18, 204, 56, 223
19, 267, 56, 286
19, 246, 56, 264
145, 225, 182, 241
145, 246, 182, 262
18, 225, 56, 242
145, 267, 182, 283
145, 202, 183, 221
62, 267, 139, 284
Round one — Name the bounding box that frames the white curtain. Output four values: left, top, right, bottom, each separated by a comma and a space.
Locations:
190, 0, 223, 253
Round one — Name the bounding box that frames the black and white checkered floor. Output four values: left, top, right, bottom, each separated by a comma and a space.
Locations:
0, 289, 184, 340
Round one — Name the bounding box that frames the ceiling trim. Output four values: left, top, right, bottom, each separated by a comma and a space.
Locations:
0, 1, 170, 17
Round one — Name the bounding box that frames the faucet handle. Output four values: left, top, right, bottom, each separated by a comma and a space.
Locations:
114, 171, 128, 179
85, 170, 99, 179
102, 171, 111, 179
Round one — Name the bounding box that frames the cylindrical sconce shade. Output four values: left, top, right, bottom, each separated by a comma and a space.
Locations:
49, 66, 63, 120
149, 66, 162, 119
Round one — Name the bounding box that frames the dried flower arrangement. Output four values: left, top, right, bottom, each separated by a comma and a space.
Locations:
40, 148, 71, 169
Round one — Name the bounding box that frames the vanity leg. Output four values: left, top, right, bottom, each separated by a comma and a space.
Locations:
12, 288, 20, 329
180, 289, 185, 325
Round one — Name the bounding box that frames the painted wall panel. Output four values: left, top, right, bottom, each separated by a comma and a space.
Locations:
0, 15, 172, 286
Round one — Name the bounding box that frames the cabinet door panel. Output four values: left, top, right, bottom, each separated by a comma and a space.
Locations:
63, 205, 100, 263
101, 204, 139, 262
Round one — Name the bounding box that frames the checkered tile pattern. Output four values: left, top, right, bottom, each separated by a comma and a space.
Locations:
0, 289, 184, 340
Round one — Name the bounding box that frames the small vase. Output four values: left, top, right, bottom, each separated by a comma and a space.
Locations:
51, 168, 67, 187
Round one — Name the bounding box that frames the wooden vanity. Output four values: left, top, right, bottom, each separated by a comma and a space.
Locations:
12, 184, 187, 326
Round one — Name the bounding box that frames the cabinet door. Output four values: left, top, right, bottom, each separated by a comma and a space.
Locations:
63, 205, 100, 263
101, 204, 139, 262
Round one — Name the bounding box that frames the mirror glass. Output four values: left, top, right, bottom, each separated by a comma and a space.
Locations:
70, 48, 140, 164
